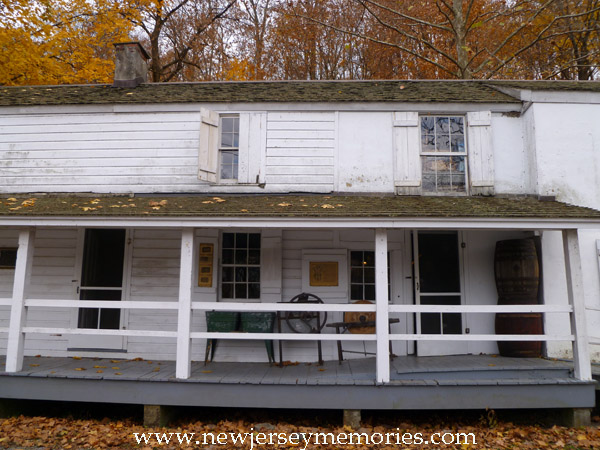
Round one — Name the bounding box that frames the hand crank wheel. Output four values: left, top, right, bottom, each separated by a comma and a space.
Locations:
285, 292, 327, 333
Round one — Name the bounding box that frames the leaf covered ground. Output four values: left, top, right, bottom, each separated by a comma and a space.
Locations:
0, 410, 599, 449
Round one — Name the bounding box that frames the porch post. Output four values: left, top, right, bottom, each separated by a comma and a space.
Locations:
176, 228, 194, 379
375, 228, 390, 384
6, 228, 35, 373
562, 229, 592, 380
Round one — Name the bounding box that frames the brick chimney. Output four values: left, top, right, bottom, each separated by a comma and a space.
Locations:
113, 42, 149, 88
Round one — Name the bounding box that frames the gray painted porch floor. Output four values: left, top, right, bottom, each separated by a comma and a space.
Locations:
0, 354, 578, 386
0, 355, 595, 410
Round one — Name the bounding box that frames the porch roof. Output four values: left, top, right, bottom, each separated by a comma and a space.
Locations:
1, 194, 599, 221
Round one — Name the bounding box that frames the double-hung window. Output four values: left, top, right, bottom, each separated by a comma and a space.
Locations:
221, 232, 260, 300
420, 116, 467, 194
219, 115, 240, 181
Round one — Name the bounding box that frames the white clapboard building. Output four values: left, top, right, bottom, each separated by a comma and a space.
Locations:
0, 43, 599, 424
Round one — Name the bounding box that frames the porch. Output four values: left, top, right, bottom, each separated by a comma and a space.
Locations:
0, 194, 599, 414
0, 354, 594, 410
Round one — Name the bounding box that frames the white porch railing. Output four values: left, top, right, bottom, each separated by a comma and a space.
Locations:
4, 300, 577, 379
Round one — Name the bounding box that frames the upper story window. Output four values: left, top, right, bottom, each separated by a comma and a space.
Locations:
420, 116, 467, 194
219, 115, 240, 181
221, 232, 261, 300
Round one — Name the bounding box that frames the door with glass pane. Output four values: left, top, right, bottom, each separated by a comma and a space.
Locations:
70, 229, 127, 350
413, 231, 468, 356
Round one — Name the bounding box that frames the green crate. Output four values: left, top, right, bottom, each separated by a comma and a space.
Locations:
240, 312, 276, 363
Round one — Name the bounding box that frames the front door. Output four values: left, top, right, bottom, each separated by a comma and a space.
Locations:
413, 231, 468, 356
69, 228, 127, 350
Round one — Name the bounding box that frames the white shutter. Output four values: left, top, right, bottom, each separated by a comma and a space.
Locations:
238, 112, 267, 184
393, 112, 421, 195
260, 230, 282, 302
467, 111, 494, 196
198, 108, 219, 183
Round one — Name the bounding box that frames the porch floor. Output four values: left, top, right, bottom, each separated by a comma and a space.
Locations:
0, 355, 595, 411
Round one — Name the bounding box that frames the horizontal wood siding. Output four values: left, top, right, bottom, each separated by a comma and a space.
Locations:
266, 112, 336, 192
0, 111, 204, 194
0, 229, 19, 352
24, 228, 77, 356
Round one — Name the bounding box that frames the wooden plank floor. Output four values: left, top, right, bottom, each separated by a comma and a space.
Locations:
0, 355, 594, 410
0, 354, 576, 385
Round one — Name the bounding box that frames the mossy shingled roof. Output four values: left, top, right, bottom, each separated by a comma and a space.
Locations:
1, 195, 599, 220
0, 80, 520, 106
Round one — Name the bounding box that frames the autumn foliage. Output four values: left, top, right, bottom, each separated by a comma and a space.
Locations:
1, 0, 599, 85
1, 413, 600, 449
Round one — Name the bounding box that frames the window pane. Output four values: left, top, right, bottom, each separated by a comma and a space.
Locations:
222, 249, 234, 264
220, 164, 233, 180
248, 250, 260, 265
222, 283, 233, 298
450, 117, 464, 134
351, 284, 362, 300
222, 233, 234, 248
222, 117, 234, 133
436, 117, 449, 133
248, 267, 260, 282
364, 252, 375, 267
235, 267, 247, 282
81, 229, 126, 287
78, 308, 99, 329
351, 267, 363, 283
235, 284, 247, 299
443, 313, 462, 334
364, 267, 375, 283
364, 284, 375, 300
99, 308, 120, 330
350, 251, 362, 267
421, 313, 441, 334
249, 234, 261, 249
221, 133, 233, 148
421, 117, 434, 134
248, 284, 260, 299
222, 266, 234, 282
236, 233, 248, 248
451, 135, 465, 153
235, 249, 247, 264
436, 133, 450, 151
421, 134, 436, 152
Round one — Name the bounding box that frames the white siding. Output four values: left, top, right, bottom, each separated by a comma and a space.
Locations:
265, 112, 336, 192
0, 111, 203, 194
24, 228, 78, 356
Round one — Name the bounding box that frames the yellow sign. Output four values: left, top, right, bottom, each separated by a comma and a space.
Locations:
198, 244, 214, 287
309, 261, 338, 286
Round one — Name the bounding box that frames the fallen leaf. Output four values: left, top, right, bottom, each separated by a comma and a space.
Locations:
72, 356, 82, 360
202, 200, 214, 204
111, 367, 120, 370
75, 368, 86, 371
93, 365, 106, 369
201, 370, 213, 374
110, 360, 121, 363
151, 206, 161, 210
278, 203, 291, 207
96, 370, 103, 373
7, 197, 16, 201
153, 367, 160, 372
9, 206, 21, 210
241, 209, 248, 212
114, 372, 122, 375
29, 364, 40, 367
321, 204, 335, 209
213, 197, 226, 203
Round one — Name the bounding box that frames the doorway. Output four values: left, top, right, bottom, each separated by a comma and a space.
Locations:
69, 228, 128, 350
413, 231, 468, 356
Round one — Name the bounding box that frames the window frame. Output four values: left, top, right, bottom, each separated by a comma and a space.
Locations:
219, 231, 261, 302
419, 114, 469, 196
218, 114, 240, 183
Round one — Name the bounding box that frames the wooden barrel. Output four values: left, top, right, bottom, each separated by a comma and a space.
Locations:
495, 313, 543, 357
494, 239, 540, 301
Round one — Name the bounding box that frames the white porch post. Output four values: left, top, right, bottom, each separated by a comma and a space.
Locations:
375, 228, 390, 384
6, 228, 35, 372
562, 229, 592, 380
176, 228, 194, 379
